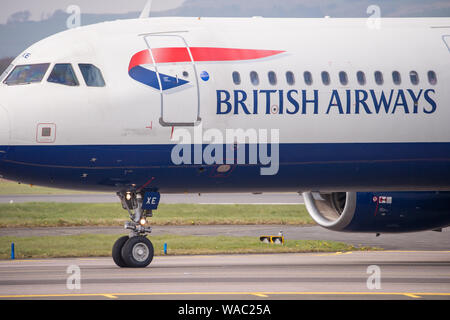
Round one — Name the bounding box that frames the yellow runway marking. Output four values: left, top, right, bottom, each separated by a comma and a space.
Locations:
0, 250, 449, 264
0, 260, 49, 263
314, 251, 353, 257
1, 292, 449, 299
77, 258, 106, 261
403, 293, 421, 299
381, 250, 450, 253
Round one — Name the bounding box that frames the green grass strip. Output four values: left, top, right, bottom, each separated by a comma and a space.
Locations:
0, 203, 313, 227
0, 234, 378, 260
0, 179, 105, 195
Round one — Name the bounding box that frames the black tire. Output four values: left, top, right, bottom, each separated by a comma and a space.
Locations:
121, 236, 154, 268
112, 236, 129, 268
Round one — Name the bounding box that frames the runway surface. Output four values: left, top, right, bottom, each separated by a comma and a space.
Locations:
0, 251, 449, 300
1, 225, 449, 251
1, 192, 449, 301
0, 193, 304, 204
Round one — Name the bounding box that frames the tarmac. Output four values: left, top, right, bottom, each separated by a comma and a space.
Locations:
0, 251, 449, 300
0, 192, 449, 300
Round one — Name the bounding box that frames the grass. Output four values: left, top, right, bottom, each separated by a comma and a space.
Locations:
0, 181, 376, 260
0, 203, 314, 227
0, 234, 377, 260
0, 179, 106, 195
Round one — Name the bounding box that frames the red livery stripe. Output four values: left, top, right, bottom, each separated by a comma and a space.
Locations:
128, 49, 152, 72
129, 47, 284, 70
190, 47, 285, 62
152, 47, 191, 64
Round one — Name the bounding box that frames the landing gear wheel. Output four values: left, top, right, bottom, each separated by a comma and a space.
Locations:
112, 236, 129, 268
121, 236, 154, 268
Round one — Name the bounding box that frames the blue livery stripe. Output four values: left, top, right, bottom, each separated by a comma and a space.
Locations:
0, 142, 449, 192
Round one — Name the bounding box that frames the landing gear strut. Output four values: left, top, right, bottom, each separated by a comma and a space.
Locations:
112, 191, 159, 268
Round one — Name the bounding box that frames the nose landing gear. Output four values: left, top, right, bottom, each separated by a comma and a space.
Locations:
120, 235, 154, 268
112, 191, 159, 268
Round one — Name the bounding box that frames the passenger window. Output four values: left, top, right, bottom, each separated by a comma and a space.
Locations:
304, 71, 313, 85
410, 71, 419, 85
4, 63, 50, 86
47, 64, 79, 86
356, 71, 366, 85
321, 71, 330, 85
427, 71, 437, 85
374, 71, 384, 85
250, 71, 259, 86
79, 64, 105, 87
339, 71, 348, 85
286, 71, 295, 85
392, 71, 401, 85
232, 71, 241, 85
268, 71, 277, 85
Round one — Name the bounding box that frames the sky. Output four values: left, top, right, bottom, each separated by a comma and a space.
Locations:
0, 0, 186, 24
1, 0, 449, 58
2, 0, 450, 24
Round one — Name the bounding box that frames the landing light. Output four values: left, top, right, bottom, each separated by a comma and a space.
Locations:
140, 218, 147, 226
126, 192, 132, 201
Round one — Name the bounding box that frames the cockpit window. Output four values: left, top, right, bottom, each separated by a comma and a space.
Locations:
3, 63, 50, 85
47, 64, 79, 86
79, 64, 105, 87
0, 64, 15, 83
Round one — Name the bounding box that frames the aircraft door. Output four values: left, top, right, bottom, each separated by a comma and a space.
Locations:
443, 35, 450, 53
143, 34, 201, 127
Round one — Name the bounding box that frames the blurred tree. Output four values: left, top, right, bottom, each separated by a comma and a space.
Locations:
0, 57, 14, 74
7, 11, 32, 24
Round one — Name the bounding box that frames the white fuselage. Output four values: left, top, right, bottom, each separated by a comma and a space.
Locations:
0, 17, 449, 192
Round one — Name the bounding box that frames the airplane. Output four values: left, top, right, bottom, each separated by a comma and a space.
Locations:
0, 16, 449, 268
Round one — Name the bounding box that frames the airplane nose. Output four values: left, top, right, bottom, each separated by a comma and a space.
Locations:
0, 104, 10, 149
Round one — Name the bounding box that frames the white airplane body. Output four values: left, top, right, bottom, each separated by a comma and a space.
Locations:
0, 17, 449, 267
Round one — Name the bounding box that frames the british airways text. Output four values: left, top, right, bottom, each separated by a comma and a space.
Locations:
217, 89, 437, 115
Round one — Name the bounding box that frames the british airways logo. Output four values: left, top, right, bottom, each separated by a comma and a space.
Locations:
128, 48, 436, 116
128, 49, 189, 90
217, 89, 437, 115
128, 47, 285, 90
